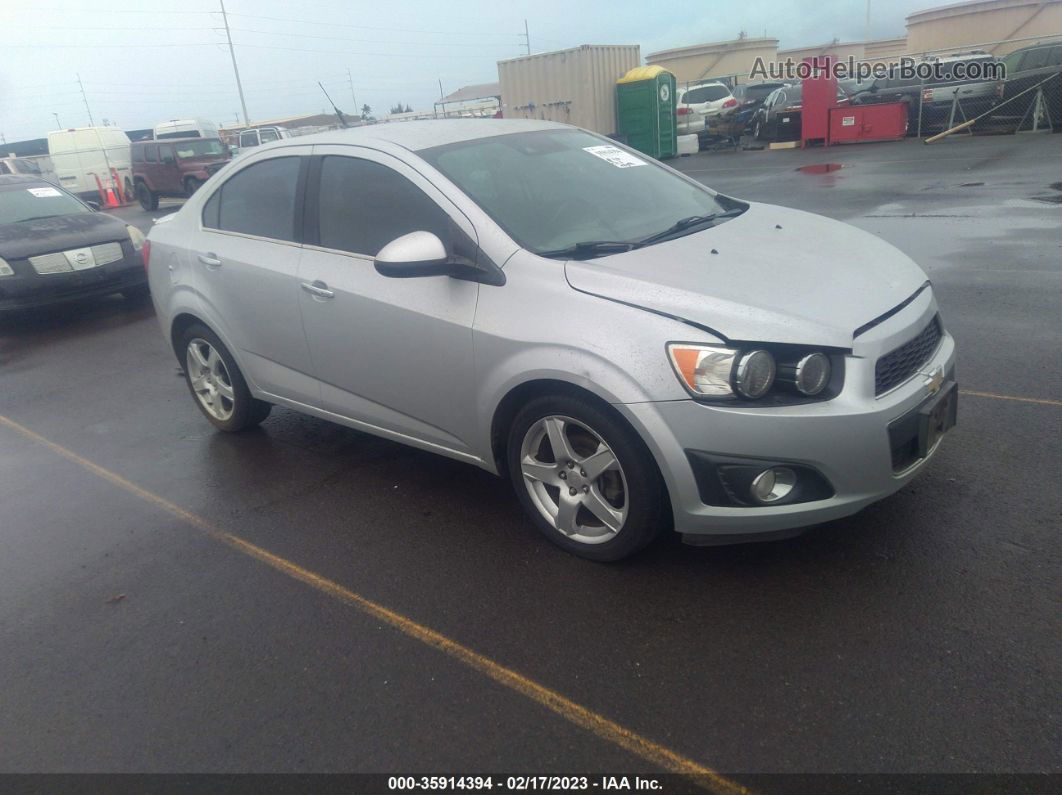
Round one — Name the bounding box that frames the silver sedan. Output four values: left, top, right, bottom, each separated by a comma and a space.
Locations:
147, 119, 956, 560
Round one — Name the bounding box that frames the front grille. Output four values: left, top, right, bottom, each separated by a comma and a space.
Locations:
875, 315, 943, 395
28, 241, 124, 274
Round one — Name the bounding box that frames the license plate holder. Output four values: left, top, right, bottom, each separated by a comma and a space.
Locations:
917, 381, 958, 457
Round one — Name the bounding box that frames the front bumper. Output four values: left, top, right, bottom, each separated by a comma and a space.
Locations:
619, 294, 957, 542
0, 245, 146, 311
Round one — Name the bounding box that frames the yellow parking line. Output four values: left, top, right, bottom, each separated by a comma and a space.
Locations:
959, 389, 1062, 407
0, 413, 748, 795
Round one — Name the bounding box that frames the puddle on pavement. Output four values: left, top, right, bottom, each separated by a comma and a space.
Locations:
796, 163, 846, 174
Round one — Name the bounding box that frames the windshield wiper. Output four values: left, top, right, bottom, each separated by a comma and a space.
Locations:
634, 208, 746, 247
538, 240, 638, 260
17, 215, 62, 222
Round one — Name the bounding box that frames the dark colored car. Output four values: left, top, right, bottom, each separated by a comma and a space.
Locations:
985, 40, 1062, 131
0, 175, 148, 311
750, 83, 855, 142
132, 138, 229, 211
849, 55, 1001, 132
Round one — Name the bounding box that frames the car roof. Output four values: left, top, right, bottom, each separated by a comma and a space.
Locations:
255, 118, 568, 153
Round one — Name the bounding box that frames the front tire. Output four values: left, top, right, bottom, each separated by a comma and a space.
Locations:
184, 177, 203, 196
178, 323, 271, 432
136, 181, 158, 211
507, 394, 668, 561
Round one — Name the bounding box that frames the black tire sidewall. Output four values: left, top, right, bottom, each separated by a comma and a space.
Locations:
506, 394, 667, 561
178, 323, 270, 432
136, 182, 157, 211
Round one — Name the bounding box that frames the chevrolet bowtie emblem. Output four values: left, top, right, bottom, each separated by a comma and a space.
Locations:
923, 366, 944, 395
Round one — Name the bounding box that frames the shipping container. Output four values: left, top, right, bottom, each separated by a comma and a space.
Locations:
498, 45, 641, 135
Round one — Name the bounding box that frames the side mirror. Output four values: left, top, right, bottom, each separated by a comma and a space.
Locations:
374, 231, 453, 278
86, 200, 101, 211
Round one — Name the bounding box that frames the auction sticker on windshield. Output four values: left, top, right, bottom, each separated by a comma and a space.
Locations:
583, 145, 647, 168
27, 187, 62, 198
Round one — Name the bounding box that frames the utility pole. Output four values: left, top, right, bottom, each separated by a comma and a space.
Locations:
53, 112, 61, 128
438, 78, 444, 99
523, 19, 531, 56
347, 68, 357, 112
219, 0, 250, 125
77, 73, 95, 126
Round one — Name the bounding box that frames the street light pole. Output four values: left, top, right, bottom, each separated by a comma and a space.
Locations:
219, 0, 250, 125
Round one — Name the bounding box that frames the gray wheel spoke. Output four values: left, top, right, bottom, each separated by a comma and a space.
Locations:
544, 417, 575, 463
554, 496, 579, 535
215, 380, 235, 401
188, 344, 210, 371
206, 347, 220, 371
521, 457, 559, 486
580, 446, 619, 481
190, 373, 209, 392
581, 488, 624, 533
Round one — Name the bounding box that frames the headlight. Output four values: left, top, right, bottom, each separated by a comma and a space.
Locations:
794, 352, 831, 395
668, 344, 738, 397
126, 225, 145, 251
734, 350, 775, 398
0, 257, 13, 277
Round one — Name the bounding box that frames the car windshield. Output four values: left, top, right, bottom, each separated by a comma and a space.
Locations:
419, 129, 726, 254
174, 139, 226, 159
0, 184, 88, 224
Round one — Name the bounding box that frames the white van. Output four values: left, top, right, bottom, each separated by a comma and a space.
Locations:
154, 118, 220, 140
47, 127, 133, 199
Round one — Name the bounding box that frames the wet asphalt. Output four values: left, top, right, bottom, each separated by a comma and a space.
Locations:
0, 134, 1059, 784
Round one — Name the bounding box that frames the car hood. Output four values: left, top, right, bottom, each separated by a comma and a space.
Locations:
563, 202, 928, 347
0, 211, 128, 260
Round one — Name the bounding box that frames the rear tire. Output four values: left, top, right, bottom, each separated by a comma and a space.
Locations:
136, 181, 158, 211
178, 323, 271, 432
507, 394, 668, 561
124, 178, 134, 203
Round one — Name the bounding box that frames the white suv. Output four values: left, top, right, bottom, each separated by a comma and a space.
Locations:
676, 82, 737, 136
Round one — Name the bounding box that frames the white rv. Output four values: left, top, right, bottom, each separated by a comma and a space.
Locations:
47, 127, 133, 199
154, 118, 220, 140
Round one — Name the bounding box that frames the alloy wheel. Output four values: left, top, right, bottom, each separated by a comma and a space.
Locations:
185, 338, 235, 421
519, 415, 628, 544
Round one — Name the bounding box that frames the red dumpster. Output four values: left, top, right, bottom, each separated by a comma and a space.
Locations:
828, 103, 907, 145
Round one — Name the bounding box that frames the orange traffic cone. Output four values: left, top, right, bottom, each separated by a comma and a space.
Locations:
103, 186, 120, 208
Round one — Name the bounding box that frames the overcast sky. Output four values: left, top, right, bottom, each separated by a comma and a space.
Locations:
1, 0, 934, 142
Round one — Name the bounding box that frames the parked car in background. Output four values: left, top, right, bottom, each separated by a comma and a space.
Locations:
147, 119, 955, 561
0, 156, 58, 185
712, 81, 790, 137
154, 118, 221, 140
984, 39, 1062, 131
132, 138, 230, 210
46, 127, 133, 201
676, 82, 735, 139
0, 174, 147, 310
237, 126, 293, 152
848, 53, 1001, 133
751, 83, 852, 142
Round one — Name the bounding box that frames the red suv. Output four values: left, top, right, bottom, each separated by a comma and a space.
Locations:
132, 138, 229, 210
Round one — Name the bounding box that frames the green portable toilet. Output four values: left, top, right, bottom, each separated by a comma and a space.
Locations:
616, 65, 677, 159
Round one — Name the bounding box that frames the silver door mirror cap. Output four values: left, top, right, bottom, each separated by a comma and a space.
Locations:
375, 231, 450, 278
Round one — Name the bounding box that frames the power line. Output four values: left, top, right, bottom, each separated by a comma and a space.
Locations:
224, 26, 523, 47
233, 42, 518, 58
225, 11, 524, 38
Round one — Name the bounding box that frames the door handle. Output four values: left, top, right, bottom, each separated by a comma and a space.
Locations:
300, 280, 335, 299
198, 252, 222, 267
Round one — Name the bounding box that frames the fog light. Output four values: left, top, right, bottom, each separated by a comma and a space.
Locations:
750, 467, 797, 503
795, 352, 831, 395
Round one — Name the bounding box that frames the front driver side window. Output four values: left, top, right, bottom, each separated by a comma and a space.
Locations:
316, 156, 452, 256
202, 156, 301, 241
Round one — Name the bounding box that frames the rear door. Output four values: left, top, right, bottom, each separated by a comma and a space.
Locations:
192, 147, 318, 403
157, 145, 182, 193
296, 146, 480, 455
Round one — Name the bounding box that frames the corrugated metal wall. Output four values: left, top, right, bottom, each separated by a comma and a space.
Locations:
498, 45, 641, 134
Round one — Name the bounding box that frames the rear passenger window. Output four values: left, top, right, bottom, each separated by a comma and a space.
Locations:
1020, 47, 1050, 71
316, 156, 451, 256
145, 145, 158, 163
133, 147, 144, 163
205, 156, 301, 241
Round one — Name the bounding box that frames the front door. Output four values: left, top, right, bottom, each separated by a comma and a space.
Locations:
296, 147, 480, 457
192, 149, 319, 404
